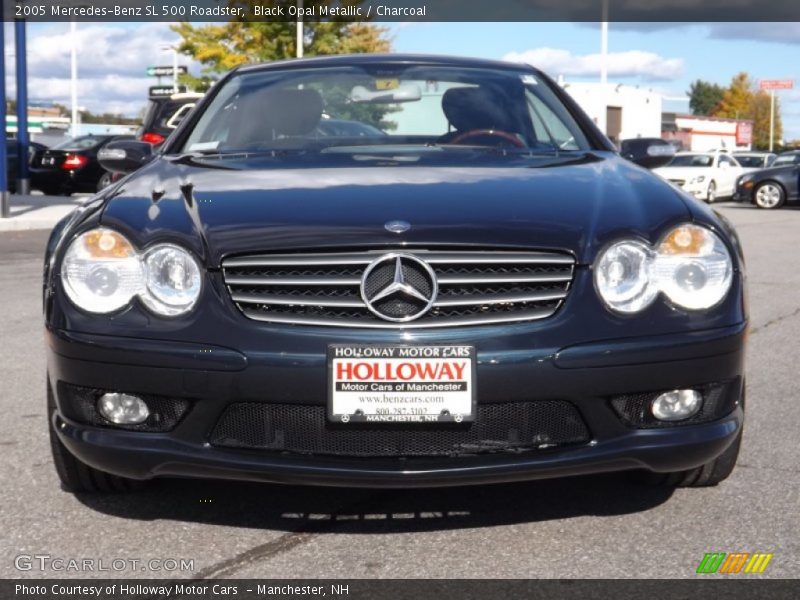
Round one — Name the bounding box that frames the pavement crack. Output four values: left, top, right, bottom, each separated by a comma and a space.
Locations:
749, 306, 800, 336
192, 531, 315, 579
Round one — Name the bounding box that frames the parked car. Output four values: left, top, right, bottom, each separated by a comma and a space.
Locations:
733, 150, 800, 209
619, 138, 676, 169
31, 135, 134, 195
46, 54, 745, 494
4, 139, 48, 192
654, 150, 744, 202
138, 92, 204, 146
733, 151, 776, 172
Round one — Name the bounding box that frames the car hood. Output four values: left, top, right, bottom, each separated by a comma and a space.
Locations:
100, 153, 691, 268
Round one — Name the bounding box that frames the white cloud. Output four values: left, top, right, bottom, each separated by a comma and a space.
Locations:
503, 47, 684, 82
4, 22, 202, 116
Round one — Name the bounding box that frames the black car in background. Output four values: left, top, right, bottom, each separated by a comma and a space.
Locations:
47, 55, 746, 494
138, 92, 203, 146
31, 135, 134, 195
4, 139, 48, 192
734, 150, 800, 209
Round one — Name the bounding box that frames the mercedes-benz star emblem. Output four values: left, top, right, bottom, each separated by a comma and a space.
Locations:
360, 253, 438, 322
384, 220, 411, 234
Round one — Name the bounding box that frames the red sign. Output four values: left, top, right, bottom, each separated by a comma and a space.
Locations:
736, 122, 753, 145
759, 79, 794, 90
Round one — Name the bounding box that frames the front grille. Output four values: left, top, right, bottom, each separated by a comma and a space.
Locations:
222, 249, 575, 328
209, 401, 590, 457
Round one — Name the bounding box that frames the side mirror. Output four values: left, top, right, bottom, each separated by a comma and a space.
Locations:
620, 139, 676, 169
98, 140, 153, 174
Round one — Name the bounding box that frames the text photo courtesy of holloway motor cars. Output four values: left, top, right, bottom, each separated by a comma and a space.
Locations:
1, 0, 799, 598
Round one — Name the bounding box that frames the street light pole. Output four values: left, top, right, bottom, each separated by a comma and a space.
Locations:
172, 46, 178, 93
14, 19, 30, 195
598, 0, 609, 138
71, 20, 79, 137
0, 22, 9, 217
769, 90, 775, 152
296, 0, 304, 58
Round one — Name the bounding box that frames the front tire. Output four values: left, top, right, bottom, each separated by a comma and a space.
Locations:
706, 181, 717, 203
96, 171, 113, 192
636, 429, 742, 487
754, 182, 785, 209
48, 379, 144, 493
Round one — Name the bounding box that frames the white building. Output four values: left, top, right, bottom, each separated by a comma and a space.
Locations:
559, 81, 663, 145
662, 114, 753, 152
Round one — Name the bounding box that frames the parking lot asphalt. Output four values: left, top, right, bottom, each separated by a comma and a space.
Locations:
1, 203, 798, 580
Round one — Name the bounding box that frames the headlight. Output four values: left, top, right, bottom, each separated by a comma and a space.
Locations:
594, 224, 733, 313
594, 241, 658, 313
61, 228, 202, 316
62, 229, 143, 314
140, 245, 202, 316
689, 175, 706, 185
652, 224, 733, 310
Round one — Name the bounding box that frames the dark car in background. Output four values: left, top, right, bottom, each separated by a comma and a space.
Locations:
138, 92, 204, 146
5, 139, 48, 192
733, 151, 776, 172
734, 150, 800, 209
46, 55, 746, 495
31, 135, 134, 195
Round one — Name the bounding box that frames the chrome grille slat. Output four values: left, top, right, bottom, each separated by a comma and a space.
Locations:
222, 249, 575, 328
224, 276, 362, 286
437, 273, 573, 284
230, 292, 364, 308
239, 307, 558, 329
433, 290, 567, 307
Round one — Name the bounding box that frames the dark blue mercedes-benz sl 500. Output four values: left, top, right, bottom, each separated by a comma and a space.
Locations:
44, 55, 746, 493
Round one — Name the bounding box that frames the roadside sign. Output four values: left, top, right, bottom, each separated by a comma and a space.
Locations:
736, 122, 753, 146
759, 79, 794, 90
149, 85, 187, 98
146, 65, 188, 77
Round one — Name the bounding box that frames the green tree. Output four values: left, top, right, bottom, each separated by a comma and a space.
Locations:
688, 80, 725, 116
750, 90, 782, 150
711, 72, 783, 150
713, 72, 753, 120
172, 1, 391, 90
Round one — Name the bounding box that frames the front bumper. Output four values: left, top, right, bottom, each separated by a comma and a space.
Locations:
47, 322, 746, 488
733, 186, 754, 203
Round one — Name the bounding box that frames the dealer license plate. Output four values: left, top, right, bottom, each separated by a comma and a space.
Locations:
328, 345, 475, 424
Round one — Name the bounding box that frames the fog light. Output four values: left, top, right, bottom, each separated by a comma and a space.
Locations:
97, 393, 150, 425
651, 390, 702, 421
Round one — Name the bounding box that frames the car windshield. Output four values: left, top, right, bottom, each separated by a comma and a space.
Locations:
667, 154, 714, 167
53, 136, 104, 151
735, 155, 766, 168
179, 64, 592, 155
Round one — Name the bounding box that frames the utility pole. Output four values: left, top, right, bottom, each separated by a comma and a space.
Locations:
296, 0, 304, 58
15, 19, 30, 195
598, 0, 609, 138
0, 22, 9, 217
769, 90, 775, 152
71, 20, 79, 137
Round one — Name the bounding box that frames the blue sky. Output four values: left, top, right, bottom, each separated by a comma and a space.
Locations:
4, 21, 800, 139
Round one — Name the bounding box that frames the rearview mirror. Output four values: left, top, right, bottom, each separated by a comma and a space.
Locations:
98, 140, 154, 174
620, 138, 676, 169
349, 84, 422, 104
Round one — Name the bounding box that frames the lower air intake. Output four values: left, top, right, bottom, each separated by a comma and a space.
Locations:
209, 401, 590, 457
